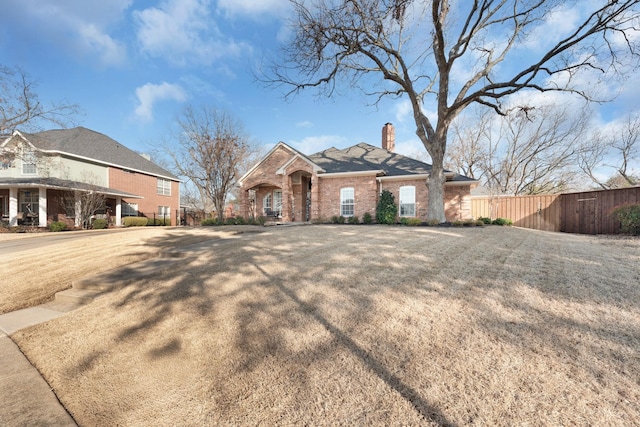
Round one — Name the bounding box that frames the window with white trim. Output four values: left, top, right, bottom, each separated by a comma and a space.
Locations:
263, 193, 272, 214
158, 206, 170, 218
22, 150, 37, 175
399, 186, 416, 217
19, 190, 39, 217
157, 178, 171, 196
273, 190, 282, 215
340, 187, 354, 217
122, 202, 139, 217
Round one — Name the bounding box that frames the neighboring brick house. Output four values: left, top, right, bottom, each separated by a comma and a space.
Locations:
0, 127, 180, 227
238, 123, 476, 223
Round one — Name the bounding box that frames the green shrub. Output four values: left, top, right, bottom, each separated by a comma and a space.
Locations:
475, 219, 485, 227
478, 216, 492, 224
312, 217, 327, 224
123, 217, 149, 227
400, 217, 422, 226
201, 218, 221, 226
147, 218, 168, 226
348, 215, 360, 224
362, 212, 373, 224
331, 215, 346, 224
612, 204, 640, 235
257, 216, 267, 226
425, 219, 440, 226
49, 221, 68, 232
92, 219, 108, 229
452, 220, 464, 227
491, 217, 513, 226
462, 219, 476, 227
376, 190, 397, 224
224, 217, 237, 225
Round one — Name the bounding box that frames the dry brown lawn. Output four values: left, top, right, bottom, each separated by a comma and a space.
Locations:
7, 225, 640, 426
0, 227, 240, 314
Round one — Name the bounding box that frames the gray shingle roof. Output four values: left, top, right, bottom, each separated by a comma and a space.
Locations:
308, 143, 475, 182
307, 143, 432, 175
20, 127, 178, 180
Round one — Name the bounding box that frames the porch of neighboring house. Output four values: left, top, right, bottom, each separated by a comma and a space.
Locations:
0, 185, 133, 228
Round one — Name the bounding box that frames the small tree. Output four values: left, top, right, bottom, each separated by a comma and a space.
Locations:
59, 188, 106, 229
376, 190, 397, 224
165, 106, 256, 222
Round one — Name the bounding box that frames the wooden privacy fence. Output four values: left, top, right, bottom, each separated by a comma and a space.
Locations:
472, 194, 561, 232
471, 186, 640, 234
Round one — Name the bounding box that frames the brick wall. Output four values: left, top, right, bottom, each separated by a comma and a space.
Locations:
445, 185, 473, 221
316, 175, 379, 220
109, 168, 180, 225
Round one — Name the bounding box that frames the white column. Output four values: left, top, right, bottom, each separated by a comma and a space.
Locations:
115, 196, 122, 226
74, 193, 82, 227
9, 188, 18, 226
38, 187, 47, 227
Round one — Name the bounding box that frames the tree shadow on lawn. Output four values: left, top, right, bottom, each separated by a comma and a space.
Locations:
63, 226, 639, 425
68, 226, 459, 426
238, 261, 457, 426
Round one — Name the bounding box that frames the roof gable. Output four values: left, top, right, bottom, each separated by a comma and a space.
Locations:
16, 127, 179, 180
238, 141, 323, 185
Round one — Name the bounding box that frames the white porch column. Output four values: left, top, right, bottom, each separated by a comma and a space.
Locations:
38, 187, 47, 227
115, 196, 122, 226
9, 188, 18, 226
74, 193, 82, 227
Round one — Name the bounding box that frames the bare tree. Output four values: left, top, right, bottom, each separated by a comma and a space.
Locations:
58, 177, 107, 229
165, 106, 255, 221
267, 0, 640, 221
0, 65, 81, 133
578, 113, 640, 188
448, 103, 591, 195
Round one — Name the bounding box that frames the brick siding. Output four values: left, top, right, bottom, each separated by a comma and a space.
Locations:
109, 168, 180, 225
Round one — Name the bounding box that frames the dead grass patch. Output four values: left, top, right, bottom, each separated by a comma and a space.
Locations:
11, 226, 640, 426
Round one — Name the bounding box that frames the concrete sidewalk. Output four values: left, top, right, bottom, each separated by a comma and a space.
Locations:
0, 306, 77, 427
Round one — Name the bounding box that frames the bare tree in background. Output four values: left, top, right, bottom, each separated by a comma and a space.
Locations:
578, 113, 640, 189
267, 0, 640, 222
165, 106, 256, 222
58, 175, 107, 229
447, 103, 592, 195
0, 65, 81, 133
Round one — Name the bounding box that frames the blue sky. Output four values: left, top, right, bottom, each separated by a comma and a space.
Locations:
1, 0, 638, 168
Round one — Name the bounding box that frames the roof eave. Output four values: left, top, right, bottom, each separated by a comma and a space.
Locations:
318, 170, 384, 178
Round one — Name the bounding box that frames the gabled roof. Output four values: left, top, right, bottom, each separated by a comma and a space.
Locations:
238, 141, 324, 185
308, 143, 433, 176
7, 127, 178, 181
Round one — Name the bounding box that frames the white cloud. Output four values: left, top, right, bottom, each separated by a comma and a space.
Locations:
78, 23, 127, 65
217, 0, 289, 18
296, 120, 313, 128
3, 0, 130, 66
134, 0, 252, 66
134, 82, 187, 122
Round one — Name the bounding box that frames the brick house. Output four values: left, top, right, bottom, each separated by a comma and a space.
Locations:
0, 127, 180, 227
238, 123, 476, 223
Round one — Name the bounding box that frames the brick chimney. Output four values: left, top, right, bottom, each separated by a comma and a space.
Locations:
382, 123, 395, 152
